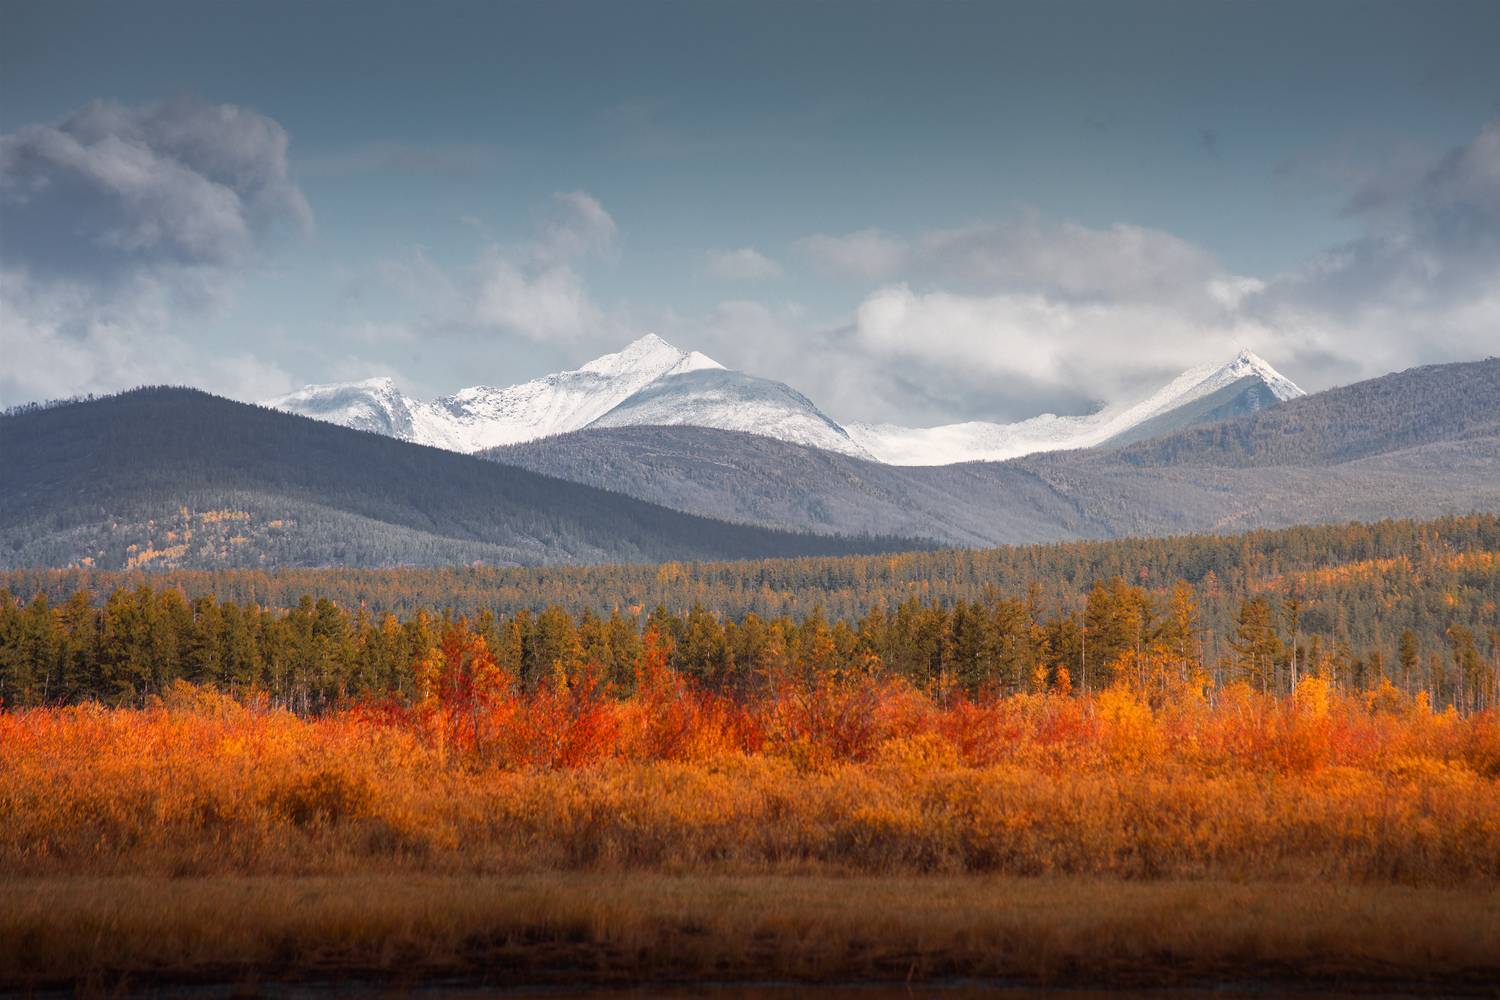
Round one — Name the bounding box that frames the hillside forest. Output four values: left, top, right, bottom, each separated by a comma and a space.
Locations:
3, 515, 1497, 712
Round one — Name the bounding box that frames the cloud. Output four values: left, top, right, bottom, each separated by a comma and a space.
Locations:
464, 192, 616, 342
849, 283, 1266, 416
0, 96, 309, 406
533, 190, 617, 264
705, 247, 783, 281
0, 96, 309, 279
797, 228, 908, 280
912, 214, 1223, 301
793, 118, 1500, 423
790, 214, 1261, 420
0, 268, 295, 405
473, 257, 601, 342
1237, 117, 1500, 386
348, 191, 619, 347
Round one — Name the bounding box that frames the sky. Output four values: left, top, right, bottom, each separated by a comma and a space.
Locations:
2, 0, 1498, 424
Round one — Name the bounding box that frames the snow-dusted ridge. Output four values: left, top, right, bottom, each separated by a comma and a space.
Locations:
264, 334, 723, 453
592, 368, 874, 459
845, 349, 1304, 465
265, 339, 1303, 466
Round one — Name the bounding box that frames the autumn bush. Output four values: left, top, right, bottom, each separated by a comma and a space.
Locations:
3, 659, 1498, 884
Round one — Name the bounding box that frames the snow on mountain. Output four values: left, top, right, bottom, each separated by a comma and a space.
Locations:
844, 350, 1304, 466
421, 334, 721, 451
588, 369, 875, 459
267, 339, 1302, 467
264, 334, 722, 452
259, 376, 468, 451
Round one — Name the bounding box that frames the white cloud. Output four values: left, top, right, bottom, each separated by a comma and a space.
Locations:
473, 257, 601, 342
803, 214, 1264, 418
850, 283, 1268, 411
797, 227, 908, 279
914, 215, 1222, 301
534, 190, 617, 264
464, 192, 617, 342
0, 267, 295, 405
350, 191, 620, 348
803, 119, 1500, 421
705, 247, 783, 281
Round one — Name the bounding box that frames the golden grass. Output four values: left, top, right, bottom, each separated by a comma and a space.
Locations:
4, 679, 1499, 991
3, 873, 1497, 992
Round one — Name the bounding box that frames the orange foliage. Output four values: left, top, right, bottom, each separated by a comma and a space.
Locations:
3, 642, 1499, 883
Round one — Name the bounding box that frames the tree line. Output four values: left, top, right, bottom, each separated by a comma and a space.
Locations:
4, 571, 1496, 714
4, 514, 1496, 673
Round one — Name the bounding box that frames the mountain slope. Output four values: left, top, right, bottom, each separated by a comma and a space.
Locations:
490, 425, 1085, 545
589, 369, 873, 458
0, 388, 925, 570
1112, 357, 1500, 467
264, 334, 722, 453
844, 350, 1303, 465
488, 359, 1500, 546
266, 338, 1303, 465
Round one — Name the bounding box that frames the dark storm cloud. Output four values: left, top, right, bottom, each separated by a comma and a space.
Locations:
0, 97, 312, 406
1227, 117, 1500, 388
0, 96, 311, 282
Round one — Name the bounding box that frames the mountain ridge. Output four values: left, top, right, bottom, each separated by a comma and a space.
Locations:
263, 334, 723, 453
0, 387, 929, 570
844, 349, 1303, 464
485, 358, 1500, 547
265, 336, 1304, 466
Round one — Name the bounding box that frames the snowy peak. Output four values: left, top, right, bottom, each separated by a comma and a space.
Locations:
266, 335, 727, 453
1092, 349, 1303, 433
1160, 349, 1303, 409
266, 340, 1303, 466
590, 369, 874, 459
262, 375, 419, 440
1224, 349, 1303, 400
845, 350, 1306, 466
578, 333, 724, 379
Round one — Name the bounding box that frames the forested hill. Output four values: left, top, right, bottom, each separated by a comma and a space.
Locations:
1111, 357, 1500, 467
0, 388, 924, 570
488, 358, 1500, 546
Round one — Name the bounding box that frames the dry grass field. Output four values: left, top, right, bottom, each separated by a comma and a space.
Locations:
2, 673, 1499, 992
3, 874, 1498, 993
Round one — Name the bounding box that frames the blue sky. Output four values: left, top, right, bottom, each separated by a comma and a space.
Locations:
3, 0, 1498, 422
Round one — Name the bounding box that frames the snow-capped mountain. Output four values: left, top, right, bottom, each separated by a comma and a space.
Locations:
264, 334, 721, 453
266, 338, 1303, 466
591, 369, 873, 458
844, 350, 1304, 466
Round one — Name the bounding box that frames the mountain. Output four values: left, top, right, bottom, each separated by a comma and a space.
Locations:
844, 350, 1303, 465
0, 388, 925, 570
490, 424, 1084, 546
589, 368, 872, 458
1111, 356, 1500, 467
265, 338, 1302, 465
263, 334, 722, 453
486, 359, 1500, 546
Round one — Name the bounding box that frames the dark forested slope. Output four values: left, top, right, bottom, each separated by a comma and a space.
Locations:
488, 359, 1500, 545
0, 388, 923, 569
1112, 358, 1500, 467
